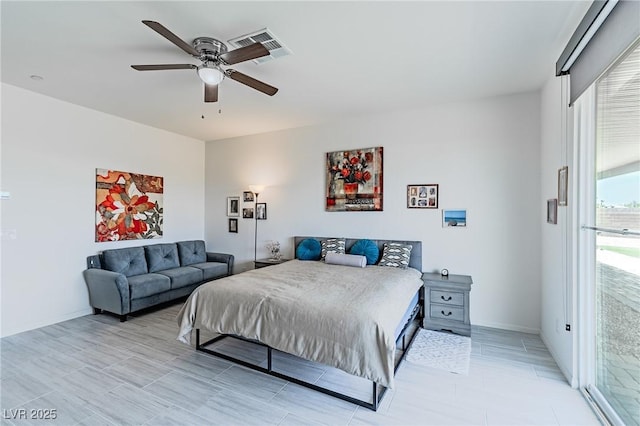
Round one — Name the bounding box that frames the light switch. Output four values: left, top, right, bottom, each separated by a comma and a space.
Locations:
1, 229, 17, 240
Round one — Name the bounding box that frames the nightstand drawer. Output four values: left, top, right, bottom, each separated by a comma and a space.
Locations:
430, 304, 464, 322
430, 290, 464, 306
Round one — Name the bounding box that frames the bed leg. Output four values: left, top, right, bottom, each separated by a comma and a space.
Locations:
267, 347, 272, 372
372, 382, 378, 411
196, 329, 200, 348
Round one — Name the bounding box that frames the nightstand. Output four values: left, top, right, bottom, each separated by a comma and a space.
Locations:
422, 272, 473, 336
254, 258, 290, 269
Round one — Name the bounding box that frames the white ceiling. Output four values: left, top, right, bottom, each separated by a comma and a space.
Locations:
1, 1, 589, 142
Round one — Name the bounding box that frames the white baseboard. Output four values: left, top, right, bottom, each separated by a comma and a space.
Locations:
540, 330, 577, 387
1, 307, 93, 338
472, 320, 540, 335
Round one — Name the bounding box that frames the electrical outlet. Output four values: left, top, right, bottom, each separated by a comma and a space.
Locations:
565, 324, 571, 332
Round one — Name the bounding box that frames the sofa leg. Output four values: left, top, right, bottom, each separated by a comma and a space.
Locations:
119, 314, 127, 322
93, 308, 102, 315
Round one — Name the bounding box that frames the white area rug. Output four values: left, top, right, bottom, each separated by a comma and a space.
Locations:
406, 329, 471, 375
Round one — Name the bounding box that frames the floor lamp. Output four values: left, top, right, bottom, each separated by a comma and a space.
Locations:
248, 185, 264, 267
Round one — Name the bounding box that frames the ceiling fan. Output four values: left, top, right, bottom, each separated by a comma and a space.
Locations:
131, 20, 278, 103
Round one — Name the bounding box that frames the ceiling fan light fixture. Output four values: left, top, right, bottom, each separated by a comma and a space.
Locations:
197, 65, 224, 85
133, 21, 279, 102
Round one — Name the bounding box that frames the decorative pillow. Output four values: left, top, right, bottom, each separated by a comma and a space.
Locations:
296, 238, 322, 261
349, 239, 380, 265
378, 242, 413, 268
320, 238, 346, 260
325, 252, 366, 268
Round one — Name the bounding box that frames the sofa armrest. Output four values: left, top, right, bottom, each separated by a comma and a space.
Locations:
82, 269, 130, 315
207, 252, 234, 276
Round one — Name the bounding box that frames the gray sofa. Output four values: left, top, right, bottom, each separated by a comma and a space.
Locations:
83, 240, 233, 321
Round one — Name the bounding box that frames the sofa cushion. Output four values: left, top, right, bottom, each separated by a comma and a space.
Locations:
145, 244, 180, 273
158, 266, 203, 289
102, 247, 148, 277
177, 240, 207, 266
191, 262, 228, 281
128, 273, 171, 299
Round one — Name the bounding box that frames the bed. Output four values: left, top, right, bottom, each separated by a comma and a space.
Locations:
176, 237, 424, 410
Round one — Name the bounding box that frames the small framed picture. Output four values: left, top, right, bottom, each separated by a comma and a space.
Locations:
558, 166, 568, 206
547, 199, 558, 224
243, 208, 254, 219
227, 196, 240, 217
256, 203, 267, 220
442, 209, 467, 227
243, 191, 255, 202
407, 184, 438, 209
228, 218, 238, 233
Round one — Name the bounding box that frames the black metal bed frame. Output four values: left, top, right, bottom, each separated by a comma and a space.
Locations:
195, 295, 423, 411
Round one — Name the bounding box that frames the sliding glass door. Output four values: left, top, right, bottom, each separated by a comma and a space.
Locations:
590, 41, 640, 426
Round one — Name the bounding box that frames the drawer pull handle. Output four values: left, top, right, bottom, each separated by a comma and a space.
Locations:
441, 310, 452, 317
441, 295, 452, 301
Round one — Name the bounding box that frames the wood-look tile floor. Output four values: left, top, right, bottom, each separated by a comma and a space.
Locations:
0, 303, 599, 425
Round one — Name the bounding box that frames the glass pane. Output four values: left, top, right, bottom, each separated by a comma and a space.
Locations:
595, 41, 640, 426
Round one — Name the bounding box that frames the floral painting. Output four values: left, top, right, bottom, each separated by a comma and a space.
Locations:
95, 169, 163, 242
326, 147, 383, 211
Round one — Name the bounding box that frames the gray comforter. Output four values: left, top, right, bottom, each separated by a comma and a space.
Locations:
177, 259, 422, 388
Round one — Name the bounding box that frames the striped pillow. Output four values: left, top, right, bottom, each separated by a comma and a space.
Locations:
378, 242, 413, 268
320, 238, 346, 260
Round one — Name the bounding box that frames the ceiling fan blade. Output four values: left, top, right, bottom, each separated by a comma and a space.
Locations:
204, 84, 218, 103
227, 70, 278, 96
142, 20, 199, 57
131, 64, 197, 71
220, 43, 269, 65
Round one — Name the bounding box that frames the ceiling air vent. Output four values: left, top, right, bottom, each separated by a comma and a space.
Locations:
228, 28, 292, 64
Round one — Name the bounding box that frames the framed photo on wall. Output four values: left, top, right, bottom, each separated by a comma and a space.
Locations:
242, 208, 254, 219
558, 166, 568, 206
547, 199, 558, 224
442, 209, 467, 227
228, 218, 238, 233
407, 184, 438, 209
243, 191, 255, 202
227, 196, 240, 217
256, 203, 267, 220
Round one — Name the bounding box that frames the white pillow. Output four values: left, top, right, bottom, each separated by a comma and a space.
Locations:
324, 252, 367, 268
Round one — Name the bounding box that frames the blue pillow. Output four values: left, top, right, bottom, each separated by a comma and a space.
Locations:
349, 239, 380, 265
296, 238, 322, 261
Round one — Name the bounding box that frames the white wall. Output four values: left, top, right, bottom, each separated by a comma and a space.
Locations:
539, 74, 575, 384
205, 92, 542, 333
0, 83, 205, 337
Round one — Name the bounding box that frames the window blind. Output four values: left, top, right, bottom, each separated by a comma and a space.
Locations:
596, 42, 640, 178
556, 0, 640, 105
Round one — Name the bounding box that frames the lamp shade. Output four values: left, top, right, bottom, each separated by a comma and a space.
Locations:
197, 66, 224, 85
249, 185, 265, 194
